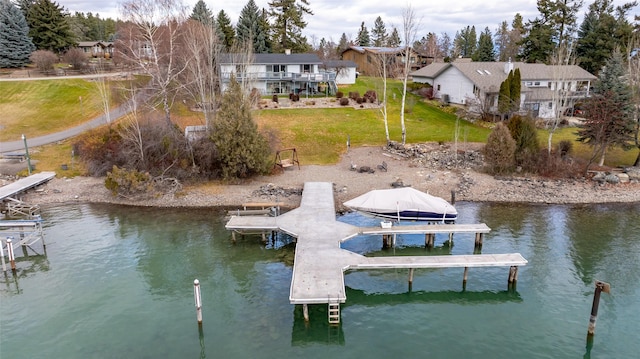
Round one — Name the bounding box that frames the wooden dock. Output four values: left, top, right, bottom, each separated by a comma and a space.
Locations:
0, 172, 56, 202
225, 182, 528, 323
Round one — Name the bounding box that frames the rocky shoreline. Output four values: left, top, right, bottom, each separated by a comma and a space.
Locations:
5, 145, 640, 211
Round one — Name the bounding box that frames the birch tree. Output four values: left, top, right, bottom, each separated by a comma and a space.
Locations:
374, 52, 391, 144
399, 4, 420, 144
629, 31, 640, 166
547, 42, 576, 155
118, 0, 188, 125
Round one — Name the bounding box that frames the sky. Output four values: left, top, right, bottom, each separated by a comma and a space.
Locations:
54, 0, 637, 45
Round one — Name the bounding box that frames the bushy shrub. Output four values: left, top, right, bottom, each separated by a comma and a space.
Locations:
417, 87, 434, 99
364, 90, 377, 103
483, 122, 516, 175
272, 94, 278, 102
105, 166, 154, 197
557, 140, 572, 158
507, 115, 539, 169
63, 48, 87, 70
349, 91, 360, 100
336, 91, 344, 99
356, 97, 364, 104
29, 50, 58, 73
339, 98, 349, 106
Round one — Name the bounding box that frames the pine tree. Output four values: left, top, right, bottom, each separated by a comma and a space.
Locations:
386, 27, 401, 47
356, 21, 370, 46
0, 0, 36, 67
268, 0, 313, 53
236, 0, 271, 53
371, 16, 387, 47
216, 10, 235, 51
337, 32, 349, 55
190, 0, 213, 26
212, 77, 271, 180
472, 27, 495, 61
27, 0, 76, 52
498, 78, 511, 115
453, 25, 477, 58
519, 18, 554, 63
577, 50, 635, 166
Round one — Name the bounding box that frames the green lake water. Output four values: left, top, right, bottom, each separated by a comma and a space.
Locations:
1, 202, 639, 358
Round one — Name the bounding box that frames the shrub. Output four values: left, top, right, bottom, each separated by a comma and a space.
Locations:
349, 91, 360, 100
417, 87, 434, 99
29, 50, 58, 73
364, 90, 377, 103
507, 115, 540, 168
63, 48, 87, 70
356, 97, 364, 104
272, 94, 278, 103
557, 140, 573, 159
483, 122, 516, 175
105, 166, 154, 197
336, 91, 344, 99
339, 98, 349, 106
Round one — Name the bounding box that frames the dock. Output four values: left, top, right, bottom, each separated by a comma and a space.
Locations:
0, 171, 56, 202
226, 182, 527, 323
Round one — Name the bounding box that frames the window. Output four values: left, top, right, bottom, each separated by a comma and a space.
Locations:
301, 64, 311, 73
534, 81, 540, 86
267, 64, 286, 73
548, 102, 553, 109
437, 84, 441, 91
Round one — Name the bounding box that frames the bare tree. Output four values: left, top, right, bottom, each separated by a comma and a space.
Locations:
29, 50, 57, 74
179, 19, 223, 129
374, 52, 391, 144
547, 41, 577, 155
92, 61, 112, 124
118, 0, 188, 125
628, 32, 640, 167
399, 4, 420, 144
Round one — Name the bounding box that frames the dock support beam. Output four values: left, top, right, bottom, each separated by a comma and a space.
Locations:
424, 233, 435, 248
303, 304, 309, 322
7, 239, 16, 273
0, 241, 6, 272
474, 233, 483, 248
382, 234, 393, 249
508, 266, 518, 284
408, 268, 414, 291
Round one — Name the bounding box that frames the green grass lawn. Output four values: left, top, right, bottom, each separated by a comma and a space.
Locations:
3, 76, 638, 171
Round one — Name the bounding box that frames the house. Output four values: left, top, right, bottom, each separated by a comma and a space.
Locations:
219, 51, 339, 95
321, 60, 357, 84
77, 41, 114, 58
410, 59, 597, 119
340, 46, 428, 77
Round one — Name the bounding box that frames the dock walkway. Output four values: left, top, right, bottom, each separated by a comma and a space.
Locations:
225, 182, 527, 322
0, 172, 56, 202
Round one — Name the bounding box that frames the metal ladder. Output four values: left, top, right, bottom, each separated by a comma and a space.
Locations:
328, 299, 340, 324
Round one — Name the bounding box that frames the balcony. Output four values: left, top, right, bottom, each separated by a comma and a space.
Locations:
221, 71, 336, 82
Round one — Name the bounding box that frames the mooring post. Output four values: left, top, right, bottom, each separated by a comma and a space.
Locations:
408, 268, 414, 291
193, 279, 203, 325
508, 266, 518, 284
303, 304, 309, 322
7, 239, 16, 272
474, 233, 483, 248
463, 267, 469, 283
450, 190, 456, 205
587, 280, 610, 337
0, 241, 7, 272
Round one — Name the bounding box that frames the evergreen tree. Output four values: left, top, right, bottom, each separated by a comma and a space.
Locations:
257, 9, 272, 53
268, 0, 313, 53
371, 16, 387, 47
190, 0, 213, 26
15, 0, 35, 16
356, 21, 370, 46
237, 0, 271, 53
498, 80, 511, 116
472, 27, 495, 61
519, 18, 554, 63
484, 122, 516, 174
212, 77, 271, 180
507, 115, 540, 167
386, 27, 401, 47
453, 25, 476, 58
27, 0, 76, 52
0, 0, 35, 67
509, 68, 521, 113
576, 50, 635, 166
216, 10, 235, 51
337, 32, 349, 55
575, 0, 635, 76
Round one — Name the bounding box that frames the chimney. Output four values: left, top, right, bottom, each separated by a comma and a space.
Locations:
285, 49, 291, 55
504, 57, 514, 74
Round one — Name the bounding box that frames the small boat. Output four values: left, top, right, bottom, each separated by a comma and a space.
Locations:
343, 187, 457, 223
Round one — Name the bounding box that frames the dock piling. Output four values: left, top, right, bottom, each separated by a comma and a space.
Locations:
7, 239, 16, 272
0, 240, 6, 272
193, 279, 203, 325
508, 266, 518, 284
408, 268, 414, 291
587, 280, 610, 337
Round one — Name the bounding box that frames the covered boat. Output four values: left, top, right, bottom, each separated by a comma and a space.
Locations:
343, 187, 457, 222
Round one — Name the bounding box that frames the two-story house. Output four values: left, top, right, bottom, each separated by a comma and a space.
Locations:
341, 46, 429, 77
219, 52, 342, 95
410, 59, 597, 119
77, 41, 114, 58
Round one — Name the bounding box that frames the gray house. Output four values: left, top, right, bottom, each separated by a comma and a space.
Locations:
410, 59, 596, 119
219, 52, 339, 95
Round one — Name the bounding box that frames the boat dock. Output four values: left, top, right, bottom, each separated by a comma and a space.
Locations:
225, 182, 527, 323
0, 171, 56, 202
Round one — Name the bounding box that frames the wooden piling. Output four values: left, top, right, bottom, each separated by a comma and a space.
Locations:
424, 233, 435, 248
193, 279, 203, 324
303, 304, 309, 322
463, 267, 469, 283
7, 239, 16, 272
474, 233, 483, 248
0, 241, 6, 272
408, 268, 414, 291
587, 281, 610, 337
508, 266, 518, 283
450, 190, 456, 205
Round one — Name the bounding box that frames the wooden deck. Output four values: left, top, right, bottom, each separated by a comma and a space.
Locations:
225, 182, 528, 321
0, 172, 56, 201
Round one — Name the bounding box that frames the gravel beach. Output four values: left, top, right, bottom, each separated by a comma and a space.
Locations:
7, 144, 640, 211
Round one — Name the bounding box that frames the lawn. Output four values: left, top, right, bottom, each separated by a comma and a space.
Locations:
3, 76, 638, 172
0, 79, 104, 142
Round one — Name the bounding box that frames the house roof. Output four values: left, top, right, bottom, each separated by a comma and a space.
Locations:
343, 46, 406, 55
410, 61, 596, 93
219, 53, 322, 65
77, 41, 113, 47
